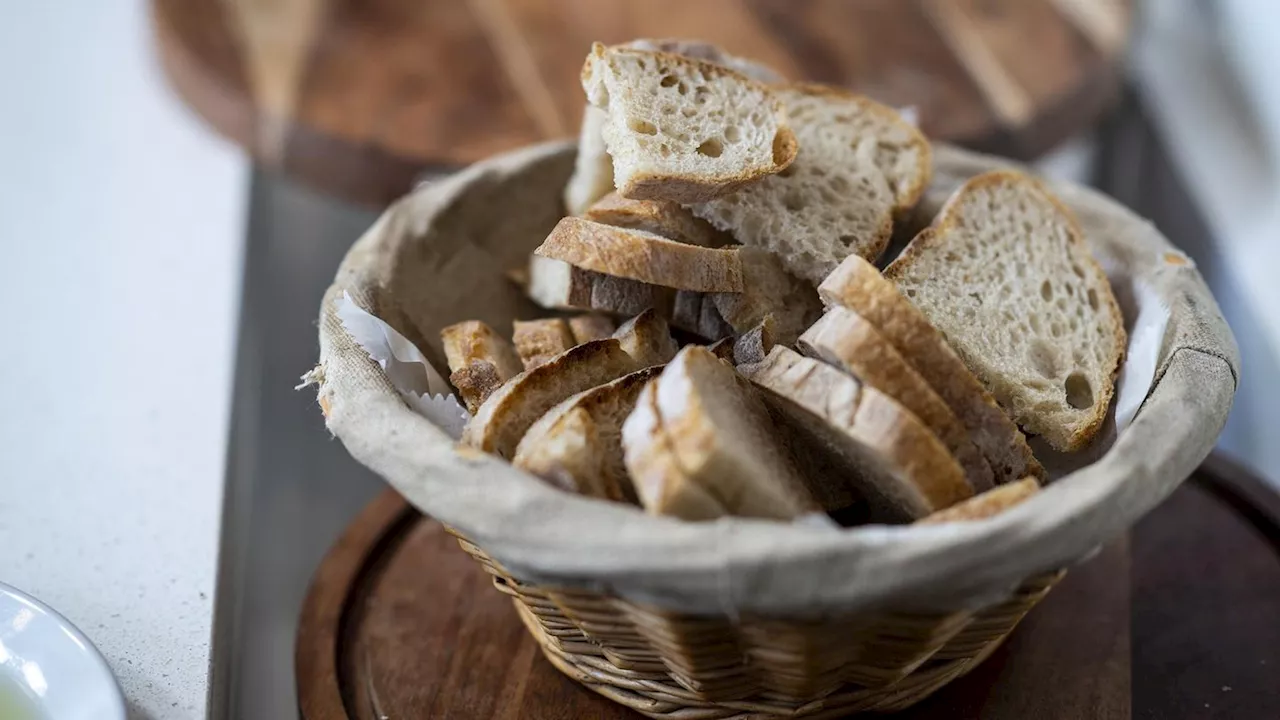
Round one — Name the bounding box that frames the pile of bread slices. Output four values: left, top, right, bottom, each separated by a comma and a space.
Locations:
443, 40, 1126, 526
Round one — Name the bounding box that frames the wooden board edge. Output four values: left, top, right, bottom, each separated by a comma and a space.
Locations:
296, 489, 417, 720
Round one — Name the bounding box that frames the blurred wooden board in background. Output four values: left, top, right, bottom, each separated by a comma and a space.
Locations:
295, 454, 1280, 719
152, 0, 1131, 205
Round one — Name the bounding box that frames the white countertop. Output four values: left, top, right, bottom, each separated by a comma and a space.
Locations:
0, 2, 246, 718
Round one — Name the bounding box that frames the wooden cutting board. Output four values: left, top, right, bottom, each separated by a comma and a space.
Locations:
152, 0, 1131, 205
295, 453, 1280, 719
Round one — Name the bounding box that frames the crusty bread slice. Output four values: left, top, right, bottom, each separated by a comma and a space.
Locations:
622, 380, 729, 520
798, 307, 995, 492
568, 314, 616, 343
917, 477, 1040, 524
819, 254, 1044, 483
585, 192, 732, 247
513, 365, 663, 504
581, 43, 798, 204
440, 320, 524, 412
536, 217, 744, 292
463, 313, 675, 458
526, 255, 676, 318
564, 39, 784, 216
691, 85, 927, 284
641, 346, 824, 519
739, 346, 971, 521
513, 318, 576, 370
711, 247, 822, 345
612, 309, 679, 367
885, 171, 1126, 451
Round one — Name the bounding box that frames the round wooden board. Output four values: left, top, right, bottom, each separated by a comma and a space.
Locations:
296, 453, 1280, 719
152, 0, 1131, 205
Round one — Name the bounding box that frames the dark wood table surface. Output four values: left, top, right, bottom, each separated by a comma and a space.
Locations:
152, 0, 1131, 205
296, 453, 1280, 719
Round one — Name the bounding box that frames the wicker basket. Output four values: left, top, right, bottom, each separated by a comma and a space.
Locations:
313, 141, 1238, 717
451, 529, 1062, 717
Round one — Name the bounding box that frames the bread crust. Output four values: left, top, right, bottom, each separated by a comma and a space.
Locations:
585, 192, 732, 247
884, 170, 1125, 451
739, 346, 972, 520
581, 43, 798, 205
536, 217, 745, 292
819, 254, 1045, 482
799, 307, 995, 492
785, 83, 932, 212
917, 477, 1040, 524
462, 339, 641, 459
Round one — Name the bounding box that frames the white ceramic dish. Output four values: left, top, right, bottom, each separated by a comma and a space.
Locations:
0, 582, 125, 720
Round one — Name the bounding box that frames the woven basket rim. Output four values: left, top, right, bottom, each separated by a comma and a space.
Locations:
315, 140, 1238, 615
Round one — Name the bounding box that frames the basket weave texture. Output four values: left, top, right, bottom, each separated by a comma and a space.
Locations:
453, 530, 1061, 717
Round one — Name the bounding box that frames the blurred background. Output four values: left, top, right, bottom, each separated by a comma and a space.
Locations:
1, 1, 1277, 718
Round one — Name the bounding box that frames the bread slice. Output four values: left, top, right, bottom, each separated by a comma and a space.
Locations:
638, 346, 825, 519
563, 39, 784, 216
513, 365, 663, 504
798, 307, 995, 492
568, 314, 616, 343
536, 217, 744, 292
463, 313, 676, 458
581, 43, 798, 204
622, 380, 729, 520
739, 346, 971, 521
512, 318, 576, 370
711, 247, 822, 345
440, 321, 523, 412
819, 254, 1044, 483
585, 192, 731, 247
884, 171, 1126, 450
611, 309, 679, 367
691, 85, 927, 284
732, 316, 776, 367
917, 477, 1040, 524
565, 106, 615, 217
526, 255, 675, 318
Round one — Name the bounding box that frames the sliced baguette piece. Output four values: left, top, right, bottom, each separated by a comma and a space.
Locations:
819, 254, 1044, 483
622, 380, 729, 520
440, 321, 524, 412
513, 365, 663, 504
513, 318, 576, 370
884, 170, 1126, 451
738, 345, 972, 521
798, 307, 995, 492
568, 314, 616, 343
463, 313, 675, 459
917, 477, 1040, 524
526, 255, 676, 318
581, 43, 798, 204
537, 217, 745, 292
691, 85, 926, 283
564, 39, 784, 216
711, 247, 822, 345
585, 192, 732, 247
441, 320, 524, 377
646, 346, 823, 519
611, 309, 679, 367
